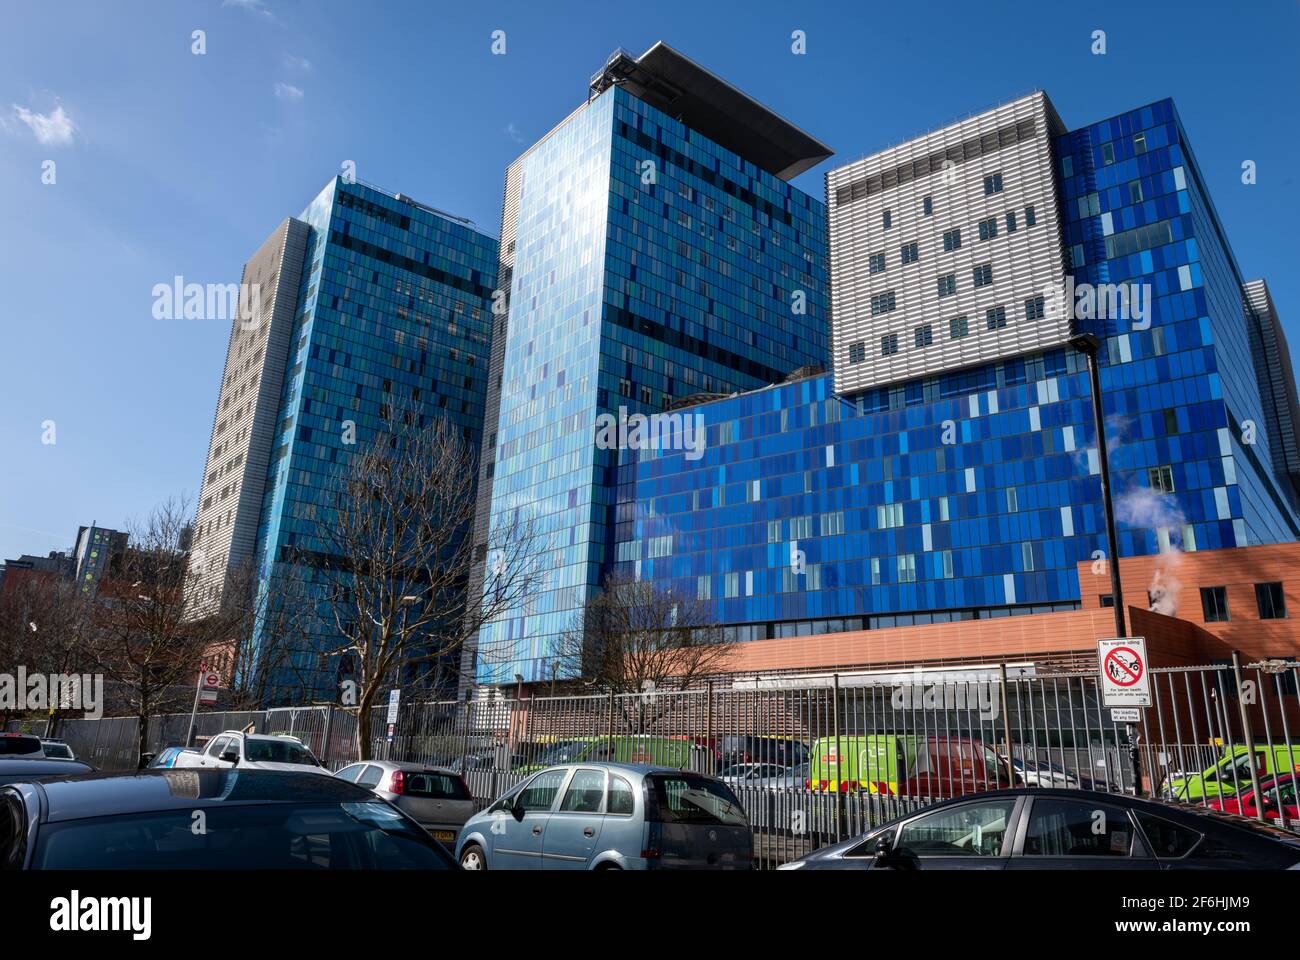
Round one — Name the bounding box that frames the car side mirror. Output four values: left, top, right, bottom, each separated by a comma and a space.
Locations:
220, 749, 240, 764
873, 834, 894, 862
511, 798, 526, 821
138, 752, 155, 770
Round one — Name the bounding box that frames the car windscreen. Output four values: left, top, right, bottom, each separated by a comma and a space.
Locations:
648, 774, 748, 827
244, 740, 318, 765
0, 737, 42, 756
403, 772, 469, 799
33, 801, 455, 869
41, 743, 73, 759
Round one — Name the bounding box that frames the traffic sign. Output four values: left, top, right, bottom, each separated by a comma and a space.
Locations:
1098, 637, 1151, 707
1110, 708, 1141, 723
386, 689, 401, 724
202, 672, 220, 690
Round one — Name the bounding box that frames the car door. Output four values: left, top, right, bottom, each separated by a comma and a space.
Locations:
492, 768, 568, 870
544, 768, 607, 869
884, 796, 1019, 870
1008, 796, 1156, 870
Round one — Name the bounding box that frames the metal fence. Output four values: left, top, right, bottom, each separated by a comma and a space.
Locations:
9, 656, 1299, 866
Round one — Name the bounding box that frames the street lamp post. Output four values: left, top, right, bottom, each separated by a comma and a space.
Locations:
1070, 333, 1126, 639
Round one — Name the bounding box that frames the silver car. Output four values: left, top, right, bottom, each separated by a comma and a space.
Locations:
335, 760, 474, 846
455, 763, 753, 870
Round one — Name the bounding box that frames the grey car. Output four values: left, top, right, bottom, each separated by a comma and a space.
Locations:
455, 763, 753, 870
335, 760, 474, 846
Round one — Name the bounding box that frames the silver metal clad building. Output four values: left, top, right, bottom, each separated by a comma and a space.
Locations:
185, 217, 309, 618
827, 92, 1070, 395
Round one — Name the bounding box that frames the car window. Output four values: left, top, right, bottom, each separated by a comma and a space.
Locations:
41, 743, 72, 760
559, 769, 606, 813
356, 766, 384, 789
206, 737, 229, 758
648, 774, 747, 827
404, 772, 469, 800
607, 775, 634, 816
244, 739, 317, 765
335, 764, 364, 783
1134, 811, 1201, 859
0, 791, 26, 868
31, 801, 455, 869
1023, 798, 1134, 857
518, 769, 567, 812
0, 736, 43, 757
896, 799, 1014, 857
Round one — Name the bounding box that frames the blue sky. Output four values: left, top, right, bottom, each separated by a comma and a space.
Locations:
1, 0, 1297, 562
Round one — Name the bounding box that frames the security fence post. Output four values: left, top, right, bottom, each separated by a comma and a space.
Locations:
832, 672, 843, 843
1231, 650, 1264, 820
1000, 662, 1013, 775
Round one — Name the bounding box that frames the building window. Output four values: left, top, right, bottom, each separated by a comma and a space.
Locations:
1006, 487, 1018, 512
922, 195, 933, 216
848, 340, 866, 364
877, 502, 905, 529
1021, 542, 1035, 571
914, 324, 933, 348
1129, 181, 1143, 204
986, 306, 1007, 330
1200, 586, 1229, 622
1133, 132, 1148, 154
871, 557, 881, 585
1024, 205, 1036, 226
1102, 142, 1115, 165
1024, 295, 1045, 320
1005, 210, 1017, 233
881, 333, 899, 356
1162, 409, 1178, 434
882, 209, 892, 229
942, 228, 962, 251
937, 273, 956, 297
983, 172, 1003, 195
697, 576, 711, 601
1062, 155, 1074, 179
869, 252, 887, 274
898, 554, 917, 582
871, 291, 897, 315
900, 241, 920, 265
1256, 582, 1287, 619
1148, 465, 1175, 493
1099, 594, 1115, 608
972, 263, 993, 288
978, 217, 998, 241
949, 315, 969, 339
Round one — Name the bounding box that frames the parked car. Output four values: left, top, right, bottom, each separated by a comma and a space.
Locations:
0, 733, 44, 758
523, 735, 712, 773
721, 762, 807, 790
1208, 773, 1300, 824
808, 735, 1018, 796
778, 787, 1300, 870
0, 769, 459, 869
456, 763, 753, 870
1163, 743, 1300, 802
144, 745, 199, 769
0, 757, 94, 786
715, 736, 808, 773
38, 738, 75, 760
335, 761, 474, 845
172, 730, 330, 774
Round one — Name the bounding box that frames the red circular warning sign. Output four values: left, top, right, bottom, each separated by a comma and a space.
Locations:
204, 673, 220, 688
1104, 647, 1143, 687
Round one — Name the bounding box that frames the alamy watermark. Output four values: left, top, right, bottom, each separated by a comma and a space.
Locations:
1044, 277, 1152, 330
0, 667, 104, 719
890, 667, 999, 720
594, 406, 706, 461
152, 276, 265, 329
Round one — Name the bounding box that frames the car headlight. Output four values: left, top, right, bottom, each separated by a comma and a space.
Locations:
776, 860, 807, 870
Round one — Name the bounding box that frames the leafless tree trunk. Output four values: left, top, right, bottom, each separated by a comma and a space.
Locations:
310, 408, 543, 760
0, 575, 95, 732
555, 570, 735, 730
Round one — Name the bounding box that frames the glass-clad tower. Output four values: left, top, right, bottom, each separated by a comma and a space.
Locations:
618, 97, 1300, 648
193, 177, 500, 702
467, 45, 832, 685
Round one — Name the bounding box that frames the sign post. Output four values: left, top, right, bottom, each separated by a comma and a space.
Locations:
385, 689, 401, 760
185, 663, 218, 748
1098, 637, 1149, 796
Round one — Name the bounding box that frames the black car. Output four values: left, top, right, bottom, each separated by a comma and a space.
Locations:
779, 788, 1300, 870
0, 769, 460, 869
0, 758, 94, 786
715, 736, 809, 773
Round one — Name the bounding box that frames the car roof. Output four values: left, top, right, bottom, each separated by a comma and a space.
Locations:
0, 758, 92, 778
18, 769, 377, 823
351, 760, 458, 774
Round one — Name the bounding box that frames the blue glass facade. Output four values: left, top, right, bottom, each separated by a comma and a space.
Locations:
253, 177, 499, 700
616, 99, 1300, 643
475, 85, 829, 683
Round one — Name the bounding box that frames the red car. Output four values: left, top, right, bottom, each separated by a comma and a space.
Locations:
1208, 773, 1299, 824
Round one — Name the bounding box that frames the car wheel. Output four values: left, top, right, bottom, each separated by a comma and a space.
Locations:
595, 862, 622, 871
460, 843, 486, 870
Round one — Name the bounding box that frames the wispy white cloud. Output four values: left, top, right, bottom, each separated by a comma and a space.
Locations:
283, 53, 311, 72
505, 122, 525, 144
12, 104, 76, 146
223, 0, 272, 16
274, 82, 304, 102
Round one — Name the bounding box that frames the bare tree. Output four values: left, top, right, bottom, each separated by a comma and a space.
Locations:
311, 410, 543, 760
556, 570, 736, 714
86, 496, 246, 763
0, 575, 95, 732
